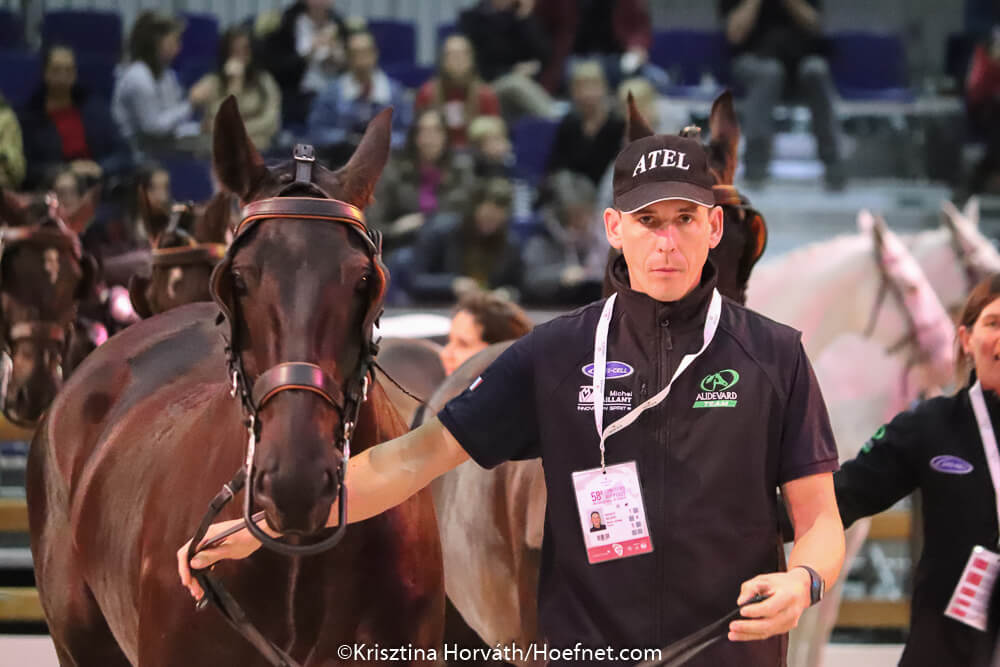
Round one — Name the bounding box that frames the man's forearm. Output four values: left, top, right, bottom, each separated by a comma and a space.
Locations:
726, 0, 763, 45
783, 0, 821, 33
327, 418, 468, 526
788, 510, 844, 592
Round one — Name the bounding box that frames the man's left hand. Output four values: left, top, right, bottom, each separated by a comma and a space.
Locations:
728, 569, 812, 641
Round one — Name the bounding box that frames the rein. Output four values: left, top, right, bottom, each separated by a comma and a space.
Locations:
187, 144, 386, 667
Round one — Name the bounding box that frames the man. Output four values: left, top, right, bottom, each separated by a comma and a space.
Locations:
307, 29, 409, 162
180, 130, 844, 665
721, 0, 845, 189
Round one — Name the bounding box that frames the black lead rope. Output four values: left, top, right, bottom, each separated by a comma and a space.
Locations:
635, 593, 770, 667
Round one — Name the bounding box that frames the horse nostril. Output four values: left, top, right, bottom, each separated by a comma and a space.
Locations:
256, 468, 275, 499
15, 386, 29, 407
321, 469, 336, 497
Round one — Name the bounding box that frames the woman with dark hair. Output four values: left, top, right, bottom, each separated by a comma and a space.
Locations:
405, 176, 522, 304
189, 26, 281, 150
19, 43, 133, 190
367, 107, 476, 250
414, 34, 500, 147
833, 274, 1000, 666
440, 288, 533, 375
111, 10, 194, 156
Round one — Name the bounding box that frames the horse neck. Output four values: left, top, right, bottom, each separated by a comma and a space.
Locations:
747, 234, 889, 357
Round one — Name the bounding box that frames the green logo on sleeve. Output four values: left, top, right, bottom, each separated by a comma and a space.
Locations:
693, 370, 740, 408
861, 425, 887, 453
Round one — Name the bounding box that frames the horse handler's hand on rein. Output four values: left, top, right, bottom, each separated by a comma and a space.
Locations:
728, 570, 812, 642
177, 518, 266, 601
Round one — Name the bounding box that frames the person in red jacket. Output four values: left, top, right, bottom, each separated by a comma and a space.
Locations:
966, 28, 1000, 195
415, 34, 500, 147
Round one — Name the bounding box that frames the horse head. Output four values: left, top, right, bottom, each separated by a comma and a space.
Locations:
128, 191, 233, 318
0, 188, 99, 425
622, 91, 767, 304
211, 96, 390, 539
941, 197, 1000, 292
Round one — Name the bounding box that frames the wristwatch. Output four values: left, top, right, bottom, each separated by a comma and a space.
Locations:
797, 565, 825, 606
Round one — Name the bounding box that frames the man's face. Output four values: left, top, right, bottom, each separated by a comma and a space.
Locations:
348, 34, 378, 78
604, 200, 723, 302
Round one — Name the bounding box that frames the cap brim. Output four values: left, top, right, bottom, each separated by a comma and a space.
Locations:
614, 182, 715, 214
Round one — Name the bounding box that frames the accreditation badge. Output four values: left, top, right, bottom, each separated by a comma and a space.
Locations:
944, 545, 1000, 631
571, 461, 653, 564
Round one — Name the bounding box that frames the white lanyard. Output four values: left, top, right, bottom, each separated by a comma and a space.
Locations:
969, 381, 1000, 548
593, 288, 722, 471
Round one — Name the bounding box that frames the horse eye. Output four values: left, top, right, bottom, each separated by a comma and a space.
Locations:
356, 274, 371, 293
232, 272, 248, 295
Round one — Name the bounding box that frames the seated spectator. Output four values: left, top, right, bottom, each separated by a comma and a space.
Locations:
0, 93, 25, 190
440, 289, 533, 375
308, 29, 409, 164
467, 115, 515, 178
534, 0, 668, 95
20, 44, 133, 191
522, 170, 605, 305
256, 0, 347, 127
189, 26, 282, 151
404, 177, 522, 303
458, 0, 556, 120
112, 11, 198, 158
415, 34, 500, 147
83, 163, 169, 262
545, 60, 624, 186
367, 108, 475, 251
721, 0, 845, 188
49, 166, 85, 213
966, 27, 1000, 194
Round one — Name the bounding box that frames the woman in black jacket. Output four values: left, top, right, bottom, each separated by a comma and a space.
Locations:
19, 44, 133, 190
835, 274, 1000, 667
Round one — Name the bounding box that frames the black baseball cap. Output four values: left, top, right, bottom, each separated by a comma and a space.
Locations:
612, 135, 715, 213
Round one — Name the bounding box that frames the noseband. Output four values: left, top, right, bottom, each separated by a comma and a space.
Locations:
187, 145, 385, 667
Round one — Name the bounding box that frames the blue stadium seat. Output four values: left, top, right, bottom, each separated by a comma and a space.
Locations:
649, 29, 731, 97
175, 12, 219, 88
828, 32, 913, 102
0, 9, 25, 51
161, 156, 214, 202
75, 52, 117, 102
383, 62, 432, 90
0, 51, 40, 108
42, 10, 122, 59
511, 116, 560, 187
367, 19, 416, 67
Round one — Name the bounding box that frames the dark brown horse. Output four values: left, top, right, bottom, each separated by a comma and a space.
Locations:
128, 192, 233, 318
27, 99, 443, 666
0, 189, 99, 425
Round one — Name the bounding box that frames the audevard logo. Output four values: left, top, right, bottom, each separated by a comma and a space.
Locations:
693, 369, 740, 408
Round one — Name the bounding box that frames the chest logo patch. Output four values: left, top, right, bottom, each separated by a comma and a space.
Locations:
577, 385, 633, 413
693, 369, 740, 408
582, 361, 634, 379
929, 455, 974, 475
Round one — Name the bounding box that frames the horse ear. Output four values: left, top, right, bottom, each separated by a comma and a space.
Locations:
0, 189, 30, 227
127, 274, 154, 319
964, 196, 980, 228
330, 107, 394, 209
708, 91, 740, 184
75, 253, 100, 302
212, 96, 272, 201
857, 209, 876, 234
62, 184, 101, 235
195, 192, 233, 244
624, 92, 655, 143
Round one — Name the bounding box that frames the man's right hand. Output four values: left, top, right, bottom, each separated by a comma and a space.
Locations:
176, 518, 266, 601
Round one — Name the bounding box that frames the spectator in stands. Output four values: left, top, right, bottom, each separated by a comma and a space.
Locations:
721, 0, 845, 189
415, 34, 501, 147
256, 0, 347, 127
534, 0, 668, 95
544, 60, 625, 186
20, 44, 133, 191
405, 177, 522, 303
440, 289, 533, 375
49, 166, 85, 213
457, 0, 556, 120
0, 93, 25, 190
112, 11, 197, 158
82, 163, 169, 261
467, 115, 515, 178
367, 108, 476, 252
966, 26, 1000, 195
522, 170, 605, 305
308, 29, 409, 164
189, 26, 282, 151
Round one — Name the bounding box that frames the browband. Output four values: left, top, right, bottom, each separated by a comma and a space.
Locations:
237, 198, 367, 242
151, 243, 227, 267
0, 226, 82, 259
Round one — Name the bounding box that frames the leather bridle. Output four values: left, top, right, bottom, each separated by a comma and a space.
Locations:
186, 145, 386, 667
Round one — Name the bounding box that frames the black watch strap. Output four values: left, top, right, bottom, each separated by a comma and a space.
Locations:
797, 565, 824, 606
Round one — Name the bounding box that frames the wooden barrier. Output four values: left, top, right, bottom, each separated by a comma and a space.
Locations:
0, 588, 44, 622
837, 509, 912, 629
0, 498, 28, 532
